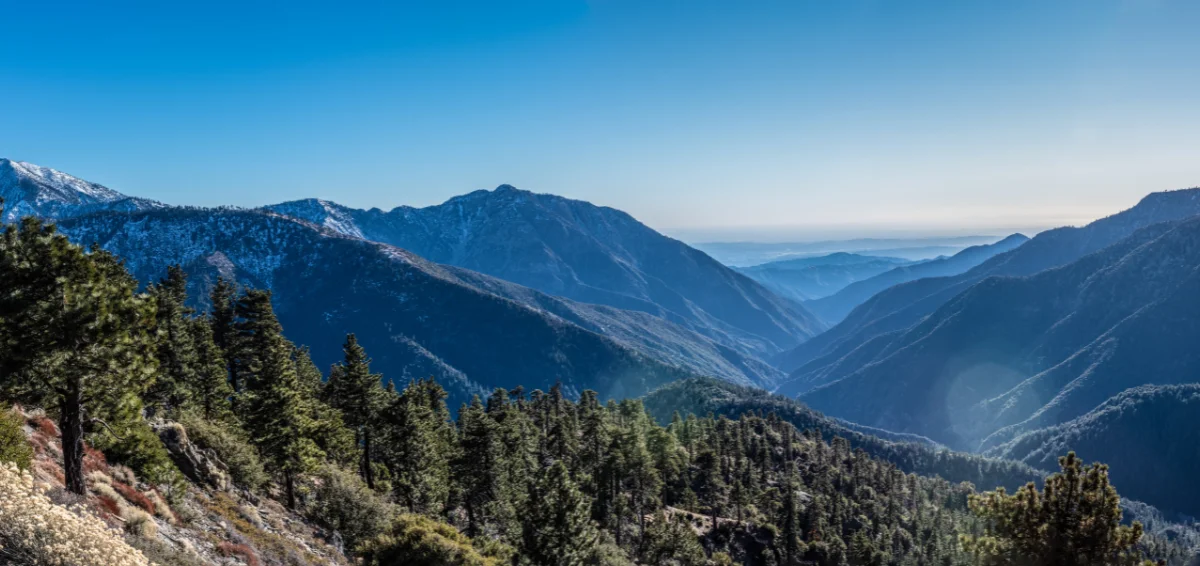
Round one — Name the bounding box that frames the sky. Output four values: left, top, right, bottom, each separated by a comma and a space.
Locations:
3, 0, 1200, 241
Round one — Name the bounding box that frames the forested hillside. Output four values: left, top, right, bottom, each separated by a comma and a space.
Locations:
3, 159, 791, 392
0, 208, 1192, 565
986, 384, 1200, 517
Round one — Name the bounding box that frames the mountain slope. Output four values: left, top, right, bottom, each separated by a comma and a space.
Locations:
0, 159, 795, 389
54, 208, 699, 406
735, 252, 914, 302
0, 158, 162, 222
641, 377, 1045, 492
803, 234, 1029, 324
795, 215, 1200, 452
986, 384, 1200, 516
265, 189, 825, 359
774, 188, 1200, 378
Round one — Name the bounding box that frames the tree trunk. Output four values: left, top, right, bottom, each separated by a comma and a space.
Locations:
466, 499, 478, 538
285, 471, 297, 510
60, 383, 86, 495
363, 428, 375, 490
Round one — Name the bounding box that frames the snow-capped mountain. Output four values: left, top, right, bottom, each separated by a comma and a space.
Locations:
265, 186, 826, 360
0, 158, 797, 400
0, 158, 163, 222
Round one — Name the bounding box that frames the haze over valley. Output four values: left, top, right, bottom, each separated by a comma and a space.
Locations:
5, 2, 1200, 565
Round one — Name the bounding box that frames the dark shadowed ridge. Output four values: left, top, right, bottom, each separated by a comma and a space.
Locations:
265, 186, 826, 363
736, 253, 916, 303
773, 187, 1200, 379
802, 233, 1030, 325
795, 213, 1200, 459
987, 384, 1200, 517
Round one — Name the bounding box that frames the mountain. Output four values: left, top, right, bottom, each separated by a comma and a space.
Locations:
691, 235, 1001, 266
0, 158, 162, 222
265, 189, 825, 360
986, 384, 1200, 516
0, 159, 792, 398
802, 234, 1030, 324
773, 188, 1200, 378
53, 207, 698, 405
794, 213, 1200, 455
735, 252, 915, 302
643, 378, 1200, 546
641, 377, 1045, 492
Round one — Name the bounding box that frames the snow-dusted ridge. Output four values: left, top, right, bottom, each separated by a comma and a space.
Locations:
0, 158, 165, 222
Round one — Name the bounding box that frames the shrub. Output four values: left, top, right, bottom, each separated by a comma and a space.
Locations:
110, 464, 137, 485
0, 408, 32, 470
112, 481, 156, 515
217, 541, 262, 566
33, 414, 59, 436
178, 412, 268, 490
97, 494, 123, 516
147, 489, 177, 523
307, 465, 394, 552
122, 507, 158, 539
358, 514, 502, 566
88, 469, 114, 485
126, 536, 210, 566
92, 419, 184, 490
0, 462, 151, 565
84, 445, 110, 473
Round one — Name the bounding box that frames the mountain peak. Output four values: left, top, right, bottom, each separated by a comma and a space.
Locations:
0, 158, 163, 222
0, 158, 127, 204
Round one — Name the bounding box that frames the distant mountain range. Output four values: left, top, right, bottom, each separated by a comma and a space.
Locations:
801, 234, 1030, 324
735, 253, 917, 303
265, 190, 824, 360
692, 235, 1001, 266
0, 158, 819, 404
769, 188, 1200, 517
773, 188, 1200, 380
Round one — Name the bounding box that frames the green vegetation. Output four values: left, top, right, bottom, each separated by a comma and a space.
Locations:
0, 408, 32, 470
177, 411, 268, 490
964, 453, 1152, 566
0, 204, 1189, 565
359, 513, 506, 566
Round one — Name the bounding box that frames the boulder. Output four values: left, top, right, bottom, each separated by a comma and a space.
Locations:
153, 421, 231, 491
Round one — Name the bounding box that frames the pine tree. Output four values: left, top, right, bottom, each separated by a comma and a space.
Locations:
145, 265, 199, 414
521, 461, 598, 566
325, 334, 386, 489
963, 452, 1152, 566
190, 317, 233, 421
456, 396, 500, 537
230, 288, 281, 398
383, 378, 454, 515
294, 346, 357, 466
208, 276, 237, 383
0, 215, 157, 494
695, 447, 729, 531
242, 330, 325, 509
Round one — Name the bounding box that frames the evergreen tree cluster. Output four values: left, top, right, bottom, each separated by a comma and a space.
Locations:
0, 205, 1186, 566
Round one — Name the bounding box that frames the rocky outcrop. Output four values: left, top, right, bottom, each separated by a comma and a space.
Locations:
153, 421, 231, 491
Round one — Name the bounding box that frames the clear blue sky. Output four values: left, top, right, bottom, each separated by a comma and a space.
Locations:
4, 0, 1199, 240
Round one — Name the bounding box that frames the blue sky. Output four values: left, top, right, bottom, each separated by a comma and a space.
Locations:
4, 0, 1199, 240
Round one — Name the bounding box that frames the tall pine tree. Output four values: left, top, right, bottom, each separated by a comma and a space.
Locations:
324, 334, 386, 489
0, 214, 157, 494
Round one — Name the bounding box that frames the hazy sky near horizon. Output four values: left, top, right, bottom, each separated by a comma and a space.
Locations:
3, 0, 1200, 241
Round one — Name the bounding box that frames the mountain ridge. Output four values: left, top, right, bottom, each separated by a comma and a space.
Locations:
265, 186, 826, 360
774, 187, 1200, 381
